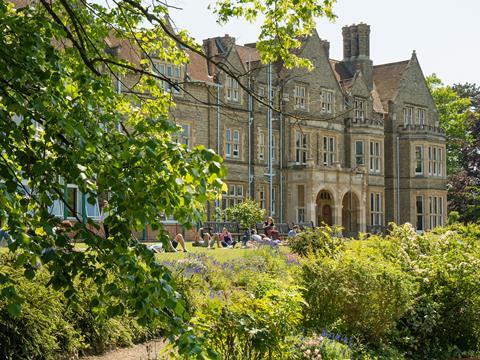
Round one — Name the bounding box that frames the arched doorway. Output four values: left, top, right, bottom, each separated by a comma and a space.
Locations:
342, 191, 359, 235
316, 190, 334, 226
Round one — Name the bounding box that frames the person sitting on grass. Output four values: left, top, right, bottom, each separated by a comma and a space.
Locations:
263, 217, 280, 240
148, 233, 188, 253
219, 227, 236, 248
250, 229, 262, 243
241, 228, 251, 248
194, 227, 221, 249
288, 225, 300, 238
194, 227, 213, 247
170, 233, 188, 252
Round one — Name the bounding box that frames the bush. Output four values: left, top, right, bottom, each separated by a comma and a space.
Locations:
193, 288, 304, 359
288, 225, 345, 257
0, 255, 164, 359
297, 333, 353, 360
385, 225, 480, 359
299, 223, 480, 358
301, 244, 417, 345
223, 199, 265, 229
0, 266, 85, 359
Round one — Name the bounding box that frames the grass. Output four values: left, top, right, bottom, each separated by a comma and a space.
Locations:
0, 241, 289, 262
154, 242, 265, 262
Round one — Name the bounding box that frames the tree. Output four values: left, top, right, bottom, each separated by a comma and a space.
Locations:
428, 76, 480, 223
451, 83, 480, 222
426, 74, 472, 174
0, 0, 336, 355
224, 199, 265, 229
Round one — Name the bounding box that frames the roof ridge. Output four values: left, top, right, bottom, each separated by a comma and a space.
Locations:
373, 59, 410, 68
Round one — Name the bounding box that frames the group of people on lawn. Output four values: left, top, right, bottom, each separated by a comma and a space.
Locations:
190, 217, 301, 250
149, 217, 302, 253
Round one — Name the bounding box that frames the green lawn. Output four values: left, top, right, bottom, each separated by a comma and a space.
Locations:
1, 242, 288, 262
154, 242, 262, 262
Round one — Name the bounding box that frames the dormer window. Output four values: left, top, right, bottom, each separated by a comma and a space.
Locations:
153, 61, 182, 94
321, 89, 333, 114
294, 85, 307, 110
416, 108, 426, 125
404, 106, 414, 125
354, 98, 365, 121
226, 75, 239, 102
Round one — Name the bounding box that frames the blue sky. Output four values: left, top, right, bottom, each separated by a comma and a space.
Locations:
167, 0, 479, 86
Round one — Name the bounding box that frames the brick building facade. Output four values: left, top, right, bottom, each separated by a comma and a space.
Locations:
123, 23, 447, 235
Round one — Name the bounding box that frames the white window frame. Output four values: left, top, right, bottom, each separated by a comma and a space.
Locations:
226, 75, 239, 102
295, 132, 308, 165
258, 131, 265, 161
178, 123, 191, 148
354, 98, 365, 121
259, 187, 266, 210
370, 193, 382, 226
355, 140, 365, 166
294, 85, 307, 110
404, 106, 414, 126
222, 184, 244, 209
369, 141, 381, 174
323, 136, 335, 166
416, 108, 426, 125
416, 195, 424, 231
415, 145, 423, 175
225, 129, 232, 157
321, 89, 333, 114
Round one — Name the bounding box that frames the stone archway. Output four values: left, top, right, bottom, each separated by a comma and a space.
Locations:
316, 190, 334, 226
342, 191, 359, 235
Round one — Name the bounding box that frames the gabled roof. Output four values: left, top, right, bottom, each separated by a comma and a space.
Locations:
371, 84, 386, 114
373, 60, 410, 109
105, 33, 142, 67
235, 45, 261, 68
329, 59, 354, 93
185, 49, 214, 84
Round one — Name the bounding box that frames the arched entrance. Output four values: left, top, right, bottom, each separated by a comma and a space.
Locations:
342, 191, 359, 235
316, 190, 334, 226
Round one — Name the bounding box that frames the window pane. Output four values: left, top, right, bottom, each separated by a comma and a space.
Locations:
66, 187, 78, 218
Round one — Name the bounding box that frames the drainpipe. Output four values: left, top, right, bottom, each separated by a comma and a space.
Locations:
279, 95, 284, 223
396, 134, 400, 224
267, 63, 273, 216
247, 56, 253, 198
215, 82, 222, 217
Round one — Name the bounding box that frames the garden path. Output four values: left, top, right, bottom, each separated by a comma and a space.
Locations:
81, 339, 165, 360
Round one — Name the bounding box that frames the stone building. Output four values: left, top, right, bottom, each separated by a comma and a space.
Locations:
122, 23, 448, 235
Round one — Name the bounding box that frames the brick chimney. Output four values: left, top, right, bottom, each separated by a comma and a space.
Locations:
203, 34, 236, 75
342, 23, 373, 90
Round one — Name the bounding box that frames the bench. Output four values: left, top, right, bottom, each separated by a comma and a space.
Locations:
202, 221, 242, 241
255, 222, 291, 239
298, 221, 314, 230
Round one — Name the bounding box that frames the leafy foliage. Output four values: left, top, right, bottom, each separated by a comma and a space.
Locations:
299, 223, 480, 359
214, 0, 337, 68
193, 289, 304, 360
288, 224, 345, 257
0, 254, 162, 360
223, 199, 265, 229
0, 0, 339, 354
427, 76, 480, 222
426, 74, 472, 173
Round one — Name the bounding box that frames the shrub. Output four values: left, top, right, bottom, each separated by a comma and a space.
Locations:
386, 225, 480, 359
288, 225, 345, 257
0, 266, 85, 360
223, 199, 265, 229
301, 243, 417, 345
0, 254, 164, 359
192, 288, 304, 360
297, 333, 353, 360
